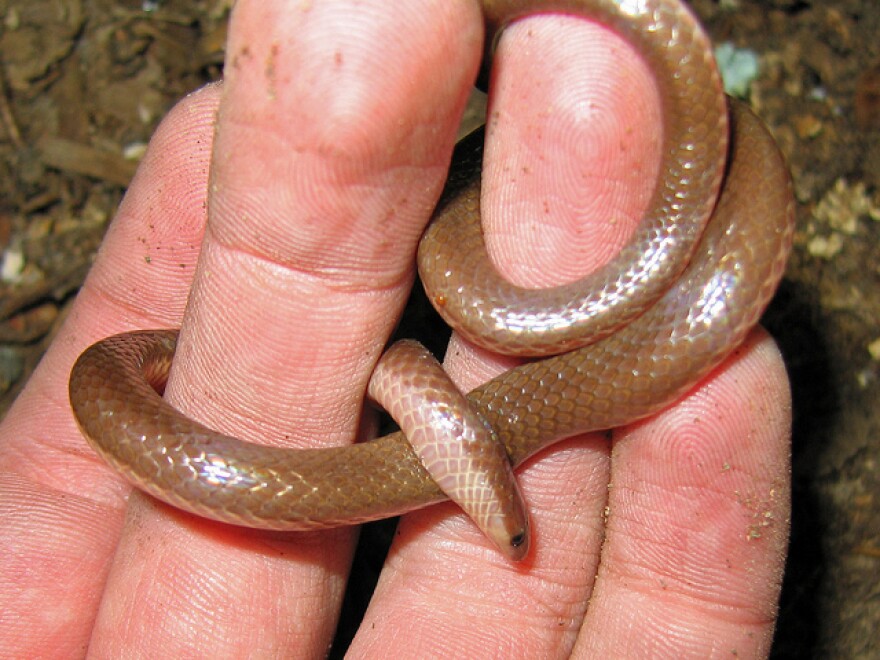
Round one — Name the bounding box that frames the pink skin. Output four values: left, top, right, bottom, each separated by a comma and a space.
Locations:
0, 1, 790, 657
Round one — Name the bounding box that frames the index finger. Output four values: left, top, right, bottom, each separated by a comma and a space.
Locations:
86, 0, 482, 656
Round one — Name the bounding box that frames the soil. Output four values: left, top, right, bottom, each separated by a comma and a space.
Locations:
0, 0, 877, 657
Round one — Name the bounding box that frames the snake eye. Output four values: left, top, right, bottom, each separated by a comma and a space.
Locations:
510, 532, 526, 548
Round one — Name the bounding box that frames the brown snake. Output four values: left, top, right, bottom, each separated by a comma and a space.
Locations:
69, 0, 795, 555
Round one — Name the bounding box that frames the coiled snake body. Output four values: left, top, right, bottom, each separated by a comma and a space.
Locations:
69, 0, 795, 557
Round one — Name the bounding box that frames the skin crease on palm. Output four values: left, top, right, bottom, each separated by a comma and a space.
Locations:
0, 1, 791, 658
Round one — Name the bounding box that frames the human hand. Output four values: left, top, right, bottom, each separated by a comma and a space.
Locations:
0, 1, 790, 656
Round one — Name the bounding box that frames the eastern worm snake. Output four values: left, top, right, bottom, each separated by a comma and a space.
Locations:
69, 0, 795, 556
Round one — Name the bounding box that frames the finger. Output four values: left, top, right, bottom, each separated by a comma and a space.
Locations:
349, 15, 661, 655
88, 0, 482, 656
575, 329, 791, 657
483, 12, 662, 287
0, 84, 219, 656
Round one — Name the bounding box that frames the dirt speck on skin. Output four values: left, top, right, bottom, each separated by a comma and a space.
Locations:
0, 1, 878, 657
